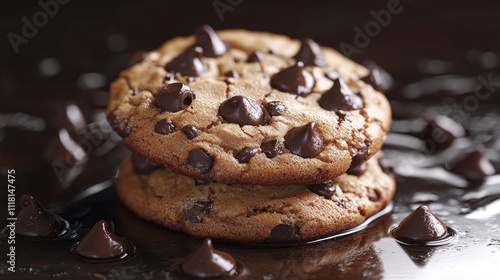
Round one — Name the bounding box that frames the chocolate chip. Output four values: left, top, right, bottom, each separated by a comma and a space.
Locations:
424, 113, 465, 150
155, 83, 195, 112
165, 46, 207, 77
347, 162, 367, 176
15, 194, 63, 237
224, 70, 240, 79
361, 68, 385, 93
271, 61, 314, 96
268, 223, 299, 242
294, 37, 327, 67
184, 201, 213, 223
131, 153, 162, 174
195, 25, 227, 58
107, 110, 131, 138
319, 78, 363, 112
447, 146, 495, 181
350, 141, 370, 169
307, 182, 337, 199
284, 122, 324, 158
247, 51, 264, 62
265, 101, 285, 116
182, 125, 199, 139
392, 205, 448, 242
219, 96, 264, 126
378, 157, 394, 174
369, 190, 380, 202
235, 147, 258, 163
154, 119, 176, 135
325, 71, 340, 81
180, 239, 236, 278
261, 140, 284, 158
187, 149, 214, 174
75, 220, 129, 259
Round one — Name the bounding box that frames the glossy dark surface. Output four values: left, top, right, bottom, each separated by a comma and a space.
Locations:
1, 0, 500, 279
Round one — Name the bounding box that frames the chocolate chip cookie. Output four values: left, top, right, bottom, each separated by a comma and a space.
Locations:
107, 26, 391, 184
115, 153, 395, 243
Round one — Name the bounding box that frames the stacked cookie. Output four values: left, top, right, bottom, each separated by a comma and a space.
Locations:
107, 25, 395, 243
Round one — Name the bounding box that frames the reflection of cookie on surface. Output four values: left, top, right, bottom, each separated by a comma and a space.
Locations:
107, 28, 391, 185
115, 153, 395, 243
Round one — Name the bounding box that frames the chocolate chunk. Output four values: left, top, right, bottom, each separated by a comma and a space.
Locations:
107, 110, 132, 138
165, 46, 207, 77
265, 101, 285, 116
180, 239, 236, 278
155, 83, 195, 112
393, 205, 448, 242
325, 71, 340, 81
131, 153, 162, 174
268, 223, 299, 242
307, 182, 337, 199
369, 190, 380, 202
235, 147, 258, 163
15, 194, 63, 237
270, 61, 314, 96
447, 146, 495, 181
347, 162, 367, 176
195, 25, 227, 58
247, 51, 264, 62
284, 122, 324, 158
184, 201, 213, 223
260, 140, 284, 158
75, 220, 129, 259
319, 78, 363, 112
219, 96, 264, 126
224, 70, 240, 79
350, 141, 370, 169
154, 119, 176, 135
378, 157, 394, 174
294, 37, 327, 67
424, 113, 465, 150
361, 67, 385, 93
187, 148, 214, 174
182, 125, 199, 139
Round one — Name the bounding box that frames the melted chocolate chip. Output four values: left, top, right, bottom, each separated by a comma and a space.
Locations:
107, 110, 131, 138
361, 68, 385, 93
75, 220, 129, 259
307, 182, 337, 199
15, 194, 63, 237
318, 78, 363, 112
260, 140, 284, 158
265, 101, 285, 116
378, 157, 394, 174
184, 201, 213, 223
154, 119, 176, 135
447, 146, 495, 181
393, 205, 448, 242
268, 223, 300, 242
131, 153, 162, 174
347, 162, 367, 176
294, 37, 327, 67
155, 83, 195, 112
424, 113, 465, 149
219, 96, 264, 126
181, 125, 199, 139
284, 122, 324, 158
350, 142, 370, 169
325, 71, 340, 81
165, 46, 207, 77
247, 51, 264, 62
180, 239, 236, 277
235, 147, 258, 163
187, 149, 214, 174
195, 25, 227, 58
270, 61, 314, 96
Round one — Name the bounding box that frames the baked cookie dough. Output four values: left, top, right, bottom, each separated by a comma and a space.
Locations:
116, 153, 395, 243
107, 26, 391, 184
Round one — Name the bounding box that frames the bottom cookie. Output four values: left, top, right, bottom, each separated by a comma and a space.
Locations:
116, 154, 395, 243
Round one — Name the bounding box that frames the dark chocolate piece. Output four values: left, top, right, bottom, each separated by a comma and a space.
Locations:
318, 78, 363, 111
265, 101, 285, 116
219, 96, 264, 126
268, 223, 300, 242
393, 205, 448, 242
270, 61, 314, 96
180, 239, 235, 277
235, 147, 258, 163
107, 110, 132, 138
155, 83, 195, 112
131, 153, 162, 174
307, 182, 337, 199
154, 119, 176, 135
347, 162, 367, 176
75, 220, 129, 259
369, 190, 380, 202
350, 142, 370, 169
294, 37, 327, 67
181, 125, 200, 139
187, 149, 214, 174
284, 122, 324, 158
15, 194, 63, 237
424, 113, 465, 150
260, 140, 284, 158
247, 51, 264, 62
224, 69, 240, 79
184, 201, 213, 223
361, 67, 385, 93
165, 46, 207, 77
447, 146, 495, 181
195, 25, 227, 58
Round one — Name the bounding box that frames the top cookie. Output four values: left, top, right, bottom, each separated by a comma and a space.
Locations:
107, 26, 391, 185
